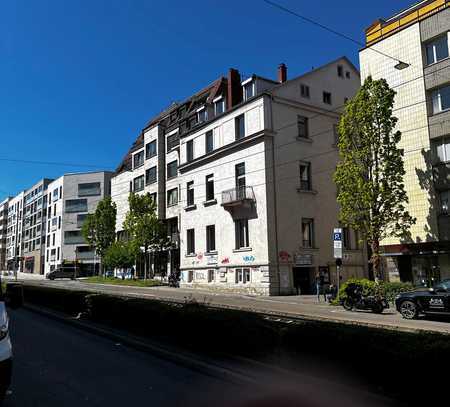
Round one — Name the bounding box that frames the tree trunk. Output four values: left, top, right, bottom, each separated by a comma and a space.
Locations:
144, 249, 148, 281
371, 240, 382, 282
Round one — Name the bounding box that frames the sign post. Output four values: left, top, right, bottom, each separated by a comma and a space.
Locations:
333, 228, 343, 293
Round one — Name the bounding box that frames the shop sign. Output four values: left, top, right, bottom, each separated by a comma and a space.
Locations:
294, 254, 313, 266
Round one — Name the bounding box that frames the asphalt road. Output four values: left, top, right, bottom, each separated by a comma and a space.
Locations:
21, 278, 450, 334
4, 308, 399, 407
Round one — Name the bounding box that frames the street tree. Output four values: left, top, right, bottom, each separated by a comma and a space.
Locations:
123, 193, 171, 280
81, 196, 117, 276
334, 76, 416, 281
103, 241, 137, 277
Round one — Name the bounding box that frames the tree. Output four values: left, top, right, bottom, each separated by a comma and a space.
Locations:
123, 193, 170, 280
104, 241, 137, 274
82, 196, 117, 276
334, 77, 416, 281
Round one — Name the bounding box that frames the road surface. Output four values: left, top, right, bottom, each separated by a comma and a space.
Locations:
4, 308, 397, 406
20, 278, 450, 334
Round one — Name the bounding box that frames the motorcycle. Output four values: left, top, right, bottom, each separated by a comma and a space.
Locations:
341, 283, 389, 314
168, 272, 180, 288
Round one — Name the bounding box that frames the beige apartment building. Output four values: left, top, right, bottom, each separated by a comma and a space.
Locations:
360, 0, 450, 284
113, 58, 367, 295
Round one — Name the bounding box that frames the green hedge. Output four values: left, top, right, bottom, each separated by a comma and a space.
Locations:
335, 278, 414, 304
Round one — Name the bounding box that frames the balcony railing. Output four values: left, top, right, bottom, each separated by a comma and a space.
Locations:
221, 186, 256, 206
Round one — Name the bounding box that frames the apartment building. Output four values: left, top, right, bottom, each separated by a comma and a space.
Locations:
22, 179, 53, 274
113, 58, 367, 295
0, 198, 10, 271
44, 171, 113, 276
5, 192, 24, 272
360, 0, 450, 284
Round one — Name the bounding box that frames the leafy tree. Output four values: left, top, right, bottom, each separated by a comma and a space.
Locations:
334, 77, 415, 281
104, 241, 137, 272
82, 196, 117, 276
123, 193, 171, 280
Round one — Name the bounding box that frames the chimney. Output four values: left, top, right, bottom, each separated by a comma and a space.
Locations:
278, 63, 287, 83
227, 68, 243, 110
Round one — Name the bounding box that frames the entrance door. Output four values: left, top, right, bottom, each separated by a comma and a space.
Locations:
293, 267, 312, 295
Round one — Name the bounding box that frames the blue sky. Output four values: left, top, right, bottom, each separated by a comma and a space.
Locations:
0, 0, 414, 200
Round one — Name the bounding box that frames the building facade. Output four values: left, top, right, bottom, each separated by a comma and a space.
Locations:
22, 179, 52, 274
44, 171, 113, 276
0, 198, 10, 271
113, 58, 367, 295
5, 192, 24, 273
360, 0, 450, 284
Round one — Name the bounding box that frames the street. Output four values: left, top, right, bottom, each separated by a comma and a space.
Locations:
4, 307, 399, 407
20, 278, 450, 335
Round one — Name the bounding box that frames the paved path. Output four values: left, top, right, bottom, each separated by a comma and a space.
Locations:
19, 279, 450, 334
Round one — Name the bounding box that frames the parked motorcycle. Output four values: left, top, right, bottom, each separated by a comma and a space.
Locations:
341, 283, 389, 314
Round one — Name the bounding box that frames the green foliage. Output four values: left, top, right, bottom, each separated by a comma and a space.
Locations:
103, 241, 137, 270
81, 197, 117, 268
84, 276, 164, 287
336, 278, 414, 304
123, 193, 171, 279
334, 77, 415, 279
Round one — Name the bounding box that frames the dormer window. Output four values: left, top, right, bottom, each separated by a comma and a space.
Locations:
242, 79, 255, 101
197, 106, 207, 123
214, 96, 226, 116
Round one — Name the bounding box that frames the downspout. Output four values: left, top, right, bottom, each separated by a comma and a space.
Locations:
269, 95, 281, 295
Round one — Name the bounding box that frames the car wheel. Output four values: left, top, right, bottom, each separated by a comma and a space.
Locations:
372, 303, 384, 314
400, 300, 418, 320
343, 299, 353, 311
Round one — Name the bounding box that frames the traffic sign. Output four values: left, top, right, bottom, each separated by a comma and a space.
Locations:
333, 228, 343, 259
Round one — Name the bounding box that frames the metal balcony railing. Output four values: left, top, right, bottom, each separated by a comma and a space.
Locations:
222, 186, 256, 206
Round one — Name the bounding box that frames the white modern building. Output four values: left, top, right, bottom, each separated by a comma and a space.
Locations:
113, 58, 367, 295
360, 0, 450, 284
0, 198, 10, 271
22, 179, 52, 274
5, 192, 24, 272
44, 171, 113, 276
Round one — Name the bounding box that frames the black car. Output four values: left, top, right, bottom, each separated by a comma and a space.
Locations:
395, 279, 450, 319
46, 266, 76, 280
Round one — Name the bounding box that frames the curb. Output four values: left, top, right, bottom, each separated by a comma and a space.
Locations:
23, 304, 256, 386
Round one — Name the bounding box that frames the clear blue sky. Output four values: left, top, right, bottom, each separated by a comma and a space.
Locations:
0, 0, 414, 200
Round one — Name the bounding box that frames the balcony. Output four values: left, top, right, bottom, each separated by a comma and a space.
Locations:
221, 186, 256, 207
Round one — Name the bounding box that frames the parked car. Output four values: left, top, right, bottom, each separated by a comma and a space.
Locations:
0, 283, 23, 405
395, 279, 450, 319
46, 265, 76, 280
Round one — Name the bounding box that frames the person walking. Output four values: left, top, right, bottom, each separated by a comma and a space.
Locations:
315, 272, 321, 302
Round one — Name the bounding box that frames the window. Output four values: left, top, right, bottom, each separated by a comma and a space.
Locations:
58, 216, 61, 229
433, 137, 450, 163
426, 35, 449, 65
76, 214, 88, 228
57, 247, 60, 261
300, 84, 310, 98
149, 192, 157, 203
187, 270, 194, 283
187, 181, 195, 206
167, 133, 179, 151
235, 163, 246, 197
167, 160, 178, 179
343, 227, 351, 249
297, 115, 308, 138
133, 175, 145, 192
52, 233, 55, 246
47, 235, 50, 247
187, 229, 195, 255
440, 190, 450, 214
51, 217, 57, 229
65, 199, 88, 213
78, 182, 101, 197
244, 81, 255, 100
323, 92, 332, 105
208, 269, 215, 283
337, 65, 344, 77
301, 218, 314, 248
197, 107, 207, 123
167, 188, 178, 206
53, 189, 59, 200
186, 140, 194, 162
206, 225, 216, 252
432, 85, 450, 114
146, 140, 157, 159
235, 268, 250, 284
54, 204, 56, 217
145, 166, 157, 185
235, 219, 249, 249
59, 186, 62, 198
205, 174, 215, 201
64, 230, 85, 245
133, 150, 144, 168
205, 130, 214, 153
345, 71, 350, 79
214, 97, 225, 115
235, 114, 245, 140
299, 163, 311, 190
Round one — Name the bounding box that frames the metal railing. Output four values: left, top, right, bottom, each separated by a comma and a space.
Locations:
222, 186, 256, 205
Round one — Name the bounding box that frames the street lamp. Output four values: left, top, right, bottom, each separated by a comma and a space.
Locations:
394, 61, 410, 70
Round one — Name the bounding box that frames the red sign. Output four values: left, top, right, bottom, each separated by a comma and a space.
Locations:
279, 251, 291, 262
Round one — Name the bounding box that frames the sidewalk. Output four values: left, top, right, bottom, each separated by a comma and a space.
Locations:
1, 271, 45, 281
